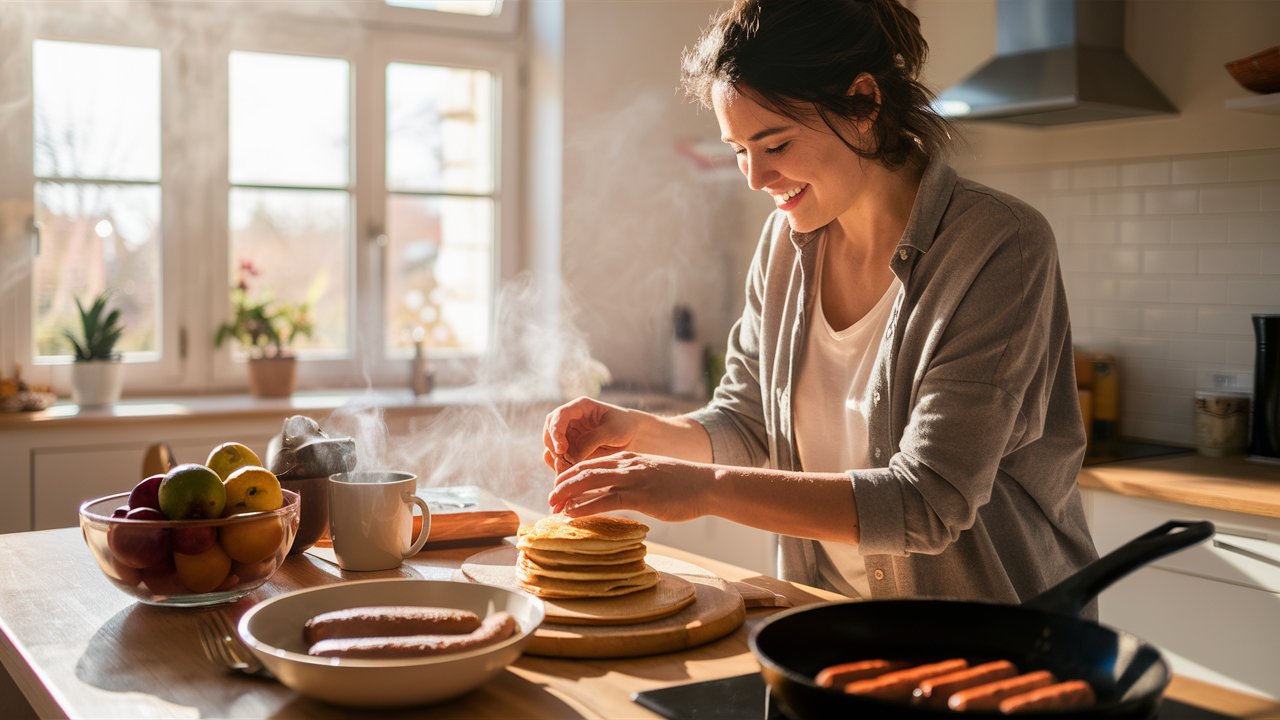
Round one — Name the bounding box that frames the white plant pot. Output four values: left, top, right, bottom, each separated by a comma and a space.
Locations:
71, 360, 125, 408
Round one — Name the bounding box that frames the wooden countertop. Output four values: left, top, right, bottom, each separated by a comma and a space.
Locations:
2, 528, 1277, 719
1078, 453, 1280, 518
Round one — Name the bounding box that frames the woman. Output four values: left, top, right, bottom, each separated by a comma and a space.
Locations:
543, 0, 1097, 608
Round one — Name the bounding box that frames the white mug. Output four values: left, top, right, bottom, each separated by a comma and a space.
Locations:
328, 471, 430, 571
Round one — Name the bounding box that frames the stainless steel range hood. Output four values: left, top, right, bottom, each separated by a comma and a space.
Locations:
934, 0, 1176, 126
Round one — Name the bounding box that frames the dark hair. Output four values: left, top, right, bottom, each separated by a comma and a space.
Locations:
681, 0, 952, 169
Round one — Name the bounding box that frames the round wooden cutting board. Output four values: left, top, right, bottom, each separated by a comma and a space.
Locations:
458, 545, 746, 659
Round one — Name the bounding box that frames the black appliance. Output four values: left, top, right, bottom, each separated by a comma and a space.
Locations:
1251, 314, 1280, 462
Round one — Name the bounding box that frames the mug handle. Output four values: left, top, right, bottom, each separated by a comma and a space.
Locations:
402, 492, 431, 558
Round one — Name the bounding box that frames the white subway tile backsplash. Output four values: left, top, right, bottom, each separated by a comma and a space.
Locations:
1116, 335, 1169, 358
1198, 246, 1259, 274
1050, 192, 1093, 217
1048, 167, 1073, 190
1119, 218, 1169, 244
1092, 305, 1142, 330
1116, 278, 1169, 302
1226, 340, 1255, 365
1071, 219, 1118, 244
1144, 187, 1199, 214
1229, 150, 1280, 182
1263, 245, 1280, 274
1171, 279, 1226, 305
1142, 248, 1197, 274
1168, 338, 1225, 363
1120, 159, 1170, 187
1172, 155, 1230, 185
1090, 248, 1141, 273
1227, 278, 1280, 305
1072, 163, 1119, 189
1227, 212, 1280, 244
1142, 306, 1198, 333
1170, 216, 1228, 244
1261, 181, 1280, 211
1058, 248, 1090, 273
1200, 183, 1260, 213
1196, 306, 1253, 335
1096, 190, 1144, 216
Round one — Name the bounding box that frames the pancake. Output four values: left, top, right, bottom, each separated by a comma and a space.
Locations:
517, 514, 649, 553
521, 545, 647, 567
515, 566, 660, 598
518, 556, 649, 581
517, 537, 645, 555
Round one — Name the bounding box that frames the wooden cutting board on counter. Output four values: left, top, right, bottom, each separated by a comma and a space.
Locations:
458, 545, 745, 659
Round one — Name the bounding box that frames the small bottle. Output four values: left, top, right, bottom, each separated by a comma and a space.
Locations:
411, 328, 432, 396
671, 305, 705, 399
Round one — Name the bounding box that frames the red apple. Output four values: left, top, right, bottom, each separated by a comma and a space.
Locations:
111, 505, 130, 518
107, 508, 172, 569
128, 474, 165, 512
172, 525, 217, 555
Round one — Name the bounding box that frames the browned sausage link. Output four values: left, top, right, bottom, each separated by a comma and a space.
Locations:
913, 660, 1019, 708
303, 606, 482, 644
947, 670, 1057, 712
308, 612, 517, 659
815, 659, 910, 688
997, 680, 1097, 714
841, 659, 969, 702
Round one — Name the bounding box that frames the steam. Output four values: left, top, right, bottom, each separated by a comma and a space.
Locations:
324, 273, 606, 513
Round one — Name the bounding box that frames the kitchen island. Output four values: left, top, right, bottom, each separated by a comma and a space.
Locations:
2, 525, 1279, 719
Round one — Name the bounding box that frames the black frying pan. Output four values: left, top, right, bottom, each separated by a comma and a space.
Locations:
750, 520, 1214, 719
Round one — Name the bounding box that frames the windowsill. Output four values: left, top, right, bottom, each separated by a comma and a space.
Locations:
0, 386, 700, 429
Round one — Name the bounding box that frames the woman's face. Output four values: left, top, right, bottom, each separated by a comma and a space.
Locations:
714, 82, 869, 234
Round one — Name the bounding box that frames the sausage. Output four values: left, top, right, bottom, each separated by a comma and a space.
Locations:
841, 659, 969, 701
913, 660, 1019, 708
998, 680, 1096, 714
815, 659, 910, 688
303, 606, 481, 644
308, 611, 517, 659
947, 670, 1057, 712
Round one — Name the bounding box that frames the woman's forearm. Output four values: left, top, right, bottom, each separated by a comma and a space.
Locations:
706, 465, 860, 544
629, 411, 714, 463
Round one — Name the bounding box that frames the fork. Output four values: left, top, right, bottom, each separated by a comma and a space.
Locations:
197, 610, 274, 680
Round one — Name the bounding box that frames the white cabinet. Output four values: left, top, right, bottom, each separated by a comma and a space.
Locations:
645, 515, 777, 577
1084, 490, 1280, 700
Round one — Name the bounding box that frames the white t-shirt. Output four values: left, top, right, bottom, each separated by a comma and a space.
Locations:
794, 238, 901, 599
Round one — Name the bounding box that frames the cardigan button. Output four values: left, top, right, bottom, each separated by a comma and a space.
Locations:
898, 248, 909, 261
873, 569, 885, 581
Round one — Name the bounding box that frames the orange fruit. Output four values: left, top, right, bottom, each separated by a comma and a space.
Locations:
222, 465, 283, 515
206, 442, 262, 482
174, 544, 232, 593
219, 515, 285, 564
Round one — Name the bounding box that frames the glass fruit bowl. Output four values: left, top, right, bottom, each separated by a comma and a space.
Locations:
79, 489, 300, 607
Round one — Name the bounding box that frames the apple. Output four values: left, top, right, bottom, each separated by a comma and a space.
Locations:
128, 474, 164, 512
111, 505, 130, 518
206, 442, 262, 482
172, 524, 217, 555
158, 464, 226, 520
107, 508, 172, 569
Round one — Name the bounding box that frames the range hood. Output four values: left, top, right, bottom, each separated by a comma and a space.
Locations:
934, 0, 1176, 126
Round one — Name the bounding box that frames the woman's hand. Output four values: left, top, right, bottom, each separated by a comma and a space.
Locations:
542, 397, 640, 473
548, 452, 713, 522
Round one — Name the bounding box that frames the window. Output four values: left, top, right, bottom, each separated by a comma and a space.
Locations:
3, 4, 519, 395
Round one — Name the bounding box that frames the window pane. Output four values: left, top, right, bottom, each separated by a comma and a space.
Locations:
228, 189, 350, 355
387, 62, 493, 194
229, 52, 350, 188
385, 0, 499, 16
33, 182, 161, 358
33, 40, 160, 181
386, 195, 492, 354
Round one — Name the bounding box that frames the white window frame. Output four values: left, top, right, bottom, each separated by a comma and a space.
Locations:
0, 3, 521, 396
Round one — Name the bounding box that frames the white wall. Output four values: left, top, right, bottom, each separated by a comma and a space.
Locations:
912, 0, 1280, 445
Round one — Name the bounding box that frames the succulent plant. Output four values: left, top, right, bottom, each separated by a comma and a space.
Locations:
64, 292, 125, 362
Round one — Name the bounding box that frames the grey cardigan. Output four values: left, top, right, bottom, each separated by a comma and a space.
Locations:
688, 155, 1098, 608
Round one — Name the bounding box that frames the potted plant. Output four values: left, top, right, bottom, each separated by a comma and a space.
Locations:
64, 291, 126, 408
215, 259, 314, 398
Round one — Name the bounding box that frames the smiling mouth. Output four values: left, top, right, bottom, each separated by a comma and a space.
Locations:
771, 184, 807, 208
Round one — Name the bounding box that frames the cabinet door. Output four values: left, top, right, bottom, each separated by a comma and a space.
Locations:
33, 445, 151, 530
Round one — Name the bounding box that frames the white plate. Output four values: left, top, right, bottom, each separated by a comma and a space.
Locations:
238, 578, 545, 708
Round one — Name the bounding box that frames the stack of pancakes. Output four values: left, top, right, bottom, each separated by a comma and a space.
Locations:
516, 514, 658, 599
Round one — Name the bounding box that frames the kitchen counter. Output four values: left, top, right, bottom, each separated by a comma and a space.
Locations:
3, 526, 1278, 719
1078, 453, 1280, 519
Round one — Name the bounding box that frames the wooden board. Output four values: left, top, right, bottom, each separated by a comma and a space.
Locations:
312, 485, 519, 549
461, 545, 696, 625
457, 546, 746, 659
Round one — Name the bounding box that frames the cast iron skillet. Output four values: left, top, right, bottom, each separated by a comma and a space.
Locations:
750, 520, 1214, 719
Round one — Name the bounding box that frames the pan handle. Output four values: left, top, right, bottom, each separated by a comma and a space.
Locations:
1023, 520, 1214, 617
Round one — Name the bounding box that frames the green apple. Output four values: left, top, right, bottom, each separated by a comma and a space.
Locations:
158, 464, 227, 520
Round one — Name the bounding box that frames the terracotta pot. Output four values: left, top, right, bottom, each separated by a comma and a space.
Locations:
71, 360, 125, 407
248, 356, 297, 398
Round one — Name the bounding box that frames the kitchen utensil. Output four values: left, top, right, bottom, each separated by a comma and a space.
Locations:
266, 415, 357, 554
197, 609, 273, 679
1225, 45, 1280, 94
237, 578, 544, 708
751, 520, 1214, 719
328, 471, 430, 571
79, 489, 300, 607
